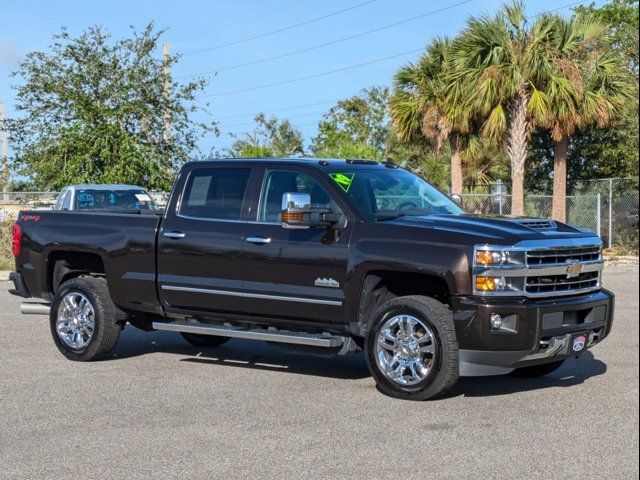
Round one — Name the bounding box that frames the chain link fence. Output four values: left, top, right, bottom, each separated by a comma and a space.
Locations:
1, 178, 637, 251
460, 178, 638, 252
567, 178, 639, 252
459, 194, 602, 235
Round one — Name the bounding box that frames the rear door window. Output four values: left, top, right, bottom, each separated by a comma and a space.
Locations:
180, 168, 251, 220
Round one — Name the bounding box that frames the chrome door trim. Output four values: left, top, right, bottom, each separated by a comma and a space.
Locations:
161, 285, 342, 306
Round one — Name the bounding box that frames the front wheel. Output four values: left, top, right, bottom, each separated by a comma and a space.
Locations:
50, 276, 122, 361
365, 295, 459, 401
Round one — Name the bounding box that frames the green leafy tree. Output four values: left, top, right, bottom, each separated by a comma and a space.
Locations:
311, 86, 505, 191
389, 38, 472, 195
8, 24, 215, 191
450, 2, 578, 215
528, 0, 638, 194
577, 0, 639, 74
311, 87, 389, 159
544, 12, 633, 221
229, 113, 304, 158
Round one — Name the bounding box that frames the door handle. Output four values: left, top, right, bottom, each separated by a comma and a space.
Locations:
246, 236, 272, 245
163, 231, 186, 240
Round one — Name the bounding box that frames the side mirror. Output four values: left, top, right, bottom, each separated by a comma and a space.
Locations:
450, 194, 462, 205
281, 192, 340, 230
281, 192, 313, 230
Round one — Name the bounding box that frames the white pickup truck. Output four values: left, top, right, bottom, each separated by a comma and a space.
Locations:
53, 184, 157, 211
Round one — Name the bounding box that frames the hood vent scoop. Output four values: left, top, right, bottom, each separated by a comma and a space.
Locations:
514, 219, 558, 231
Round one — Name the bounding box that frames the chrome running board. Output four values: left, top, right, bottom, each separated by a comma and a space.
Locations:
20, 303, 51, 316
152, 321, 345, 348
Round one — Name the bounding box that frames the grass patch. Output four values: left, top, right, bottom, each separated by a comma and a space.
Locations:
0, 258, 14, 271
0, 220, 15, 271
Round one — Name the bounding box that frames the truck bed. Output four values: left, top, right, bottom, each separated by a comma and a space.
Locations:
15, 210, 163, 315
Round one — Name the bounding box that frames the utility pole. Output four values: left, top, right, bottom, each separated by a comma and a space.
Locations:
162, 41, 172, 178
0, 101, 8, 197
162, 42, 171, 145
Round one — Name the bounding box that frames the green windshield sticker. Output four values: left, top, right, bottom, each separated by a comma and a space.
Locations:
329, 173, 355, 193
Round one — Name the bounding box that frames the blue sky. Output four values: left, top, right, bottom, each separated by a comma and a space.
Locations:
1, 0, 605, 156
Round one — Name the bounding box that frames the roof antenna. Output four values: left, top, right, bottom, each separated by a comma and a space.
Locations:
383, 157, 398, 169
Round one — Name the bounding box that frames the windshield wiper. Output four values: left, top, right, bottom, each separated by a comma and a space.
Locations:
373, 211, 406, 222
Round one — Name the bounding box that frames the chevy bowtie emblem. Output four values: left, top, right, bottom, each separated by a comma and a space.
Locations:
566, 261, 583, 279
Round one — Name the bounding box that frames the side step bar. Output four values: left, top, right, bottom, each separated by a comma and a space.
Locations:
152, 321, 345, 348
20, 303, 51, 316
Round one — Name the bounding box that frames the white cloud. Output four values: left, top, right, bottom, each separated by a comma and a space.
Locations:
0, 42, 20, 66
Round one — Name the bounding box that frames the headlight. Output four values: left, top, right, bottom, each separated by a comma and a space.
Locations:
474, 249, 525, 266
473, 245, 526, 295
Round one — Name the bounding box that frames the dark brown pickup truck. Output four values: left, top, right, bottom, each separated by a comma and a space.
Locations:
9, 158, 614, 400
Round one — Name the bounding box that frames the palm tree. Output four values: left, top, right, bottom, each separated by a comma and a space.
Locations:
545, 14, 633, 221
389, 38, 470, 195
450, 1, 572, 216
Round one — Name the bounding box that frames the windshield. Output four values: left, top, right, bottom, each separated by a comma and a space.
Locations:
328, 168, 464, 220
75, 189, 156, 211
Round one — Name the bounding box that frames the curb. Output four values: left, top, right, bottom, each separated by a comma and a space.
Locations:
604, 257, 639, 266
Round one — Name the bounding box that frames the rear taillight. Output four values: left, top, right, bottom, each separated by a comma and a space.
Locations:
12, 223, 22, 256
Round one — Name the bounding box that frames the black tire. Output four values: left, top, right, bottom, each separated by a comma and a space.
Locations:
180, 332, 231, 348
510, 360, 565, 377
365, 295, 459, 401
50, 276, 122, 361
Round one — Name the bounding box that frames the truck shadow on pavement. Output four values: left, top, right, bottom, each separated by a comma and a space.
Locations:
113, 326, 371, 380
113, 326, 608, 394
446, 352, 607, 399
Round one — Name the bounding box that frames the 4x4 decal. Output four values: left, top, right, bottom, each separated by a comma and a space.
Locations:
329, 173, 355, 193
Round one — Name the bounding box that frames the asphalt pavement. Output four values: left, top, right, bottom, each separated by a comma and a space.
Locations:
1, 266, 638, 479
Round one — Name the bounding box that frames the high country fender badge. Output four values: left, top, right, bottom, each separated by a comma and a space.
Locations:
314, 277, 340, 289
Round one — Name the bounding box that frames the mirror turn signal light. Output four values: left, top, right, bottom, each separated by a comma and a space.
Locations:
282, 212, 304, 222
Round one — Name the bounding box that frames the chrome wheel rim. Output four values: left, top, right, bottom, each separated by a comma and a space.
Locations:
375, 314, 437, 386
56, 292, 95, 350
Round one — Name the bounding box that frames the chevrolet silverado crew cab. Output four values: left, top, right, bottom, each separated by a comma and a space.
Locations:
9, 158, 614, 400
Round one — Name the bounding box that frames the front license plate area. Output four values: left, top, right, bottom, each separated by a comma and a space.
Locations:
570, 333, 589, 354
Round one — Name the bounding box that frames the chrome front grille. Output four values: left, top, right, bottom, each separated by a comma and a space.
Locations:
526, 271, 600, 295
527, 246, 601, 265
524, 245, 602, 297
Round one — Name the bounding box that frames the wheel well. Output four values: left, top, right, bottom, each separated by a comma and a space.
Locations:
354, 271, 451, 336
48, 252, 106, 294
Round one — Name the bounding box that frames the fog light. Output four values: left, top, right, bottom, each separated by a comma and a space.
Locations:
490, 314, 503, 330
476, 276, 496, 291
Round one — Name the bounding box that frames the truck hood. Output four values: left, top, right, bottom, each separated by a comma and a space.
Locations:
386, 214, 598, 244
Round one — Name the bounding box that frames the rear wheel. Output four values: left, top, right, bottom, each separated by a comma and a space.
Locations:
365, 295, 459, 401
50, 276, 122, 361
180, 332, 230, 348
510, 360, 565, 377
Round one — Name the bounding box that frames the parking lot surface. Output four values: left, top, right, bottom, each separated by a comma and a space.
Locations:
1, 265, 638, 479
